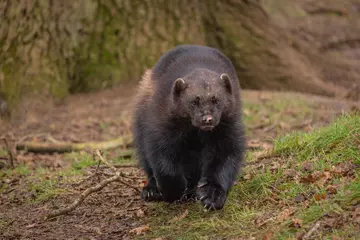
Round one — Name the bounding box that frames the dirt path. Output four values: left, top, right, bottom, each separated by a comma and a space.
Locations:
0, 86, 358, 239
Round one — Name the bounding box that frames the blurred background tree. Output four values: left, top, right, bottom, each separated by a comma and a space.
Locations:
1, 0, 359, 112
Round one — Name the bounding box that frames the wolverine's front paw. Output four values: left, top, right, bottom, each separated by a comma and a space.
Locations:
196, 180, 227, 210
141, 184, 163, 202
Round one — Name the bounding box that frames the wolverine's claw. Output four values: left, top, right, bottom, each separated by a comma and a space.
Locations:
197, 182, 208, 188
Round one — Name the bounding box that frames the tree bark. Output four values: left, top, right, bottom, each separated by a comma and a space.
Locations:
0, 0, 358, 111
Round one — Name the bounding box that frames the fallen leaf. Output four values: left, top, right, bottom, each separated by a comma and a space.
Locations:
139, 180, 147, 188
332, 237, 342, 240
330, 162, 356, 176
290, 218, 303, 228
295, 194, 306, 203
279, 122, 290, 130
317, 171, 332, 187
129, 225, 150, 235
302, 162, 313, 172
352, 207, 360, 224
300, 174, 317, 184
270, 162, 280, 173
284, 169, 296, 179
136, 209, 145, 218
296, 232, 305, 240
314, 193, 326, 201
243, 109, 251, 116
254, 212, 275, 227
263, 231, 273, 240
326, 185, 337, 194
169, 209, 189, 223
3, 178, 12, 184
277, 209, 293, 222
25, 223, 38, 229
323, 213, 344, 229
243, 173, 252, 180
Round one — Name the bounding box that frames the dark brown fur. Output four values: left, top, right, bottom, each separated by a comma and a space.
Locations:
132, 45, 246, 210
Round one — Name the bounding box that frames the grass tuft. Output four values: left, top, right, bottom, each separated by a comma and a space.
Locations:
141, 113, 360, 239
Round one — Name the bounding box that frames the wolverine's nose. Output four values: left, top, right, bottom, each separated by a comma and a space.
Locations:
202, 115, 213, 125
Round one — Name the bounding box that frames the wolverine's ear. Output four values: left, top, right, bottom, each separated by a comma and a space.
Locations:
173, 78, 187, 96
220, 73, 232, 93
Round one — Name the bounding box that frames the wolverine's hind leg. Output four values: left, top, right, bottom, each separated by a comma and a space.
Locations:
134, 117, 163, 201
141, 176, 163, 201
139, 159, 163, 201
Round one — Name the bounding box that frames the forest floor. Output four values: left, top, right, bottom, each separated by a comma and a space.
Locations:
0, 86, 359, 240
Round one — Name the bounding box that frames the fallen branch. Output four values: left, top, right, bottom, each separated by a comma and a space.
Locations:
46, 172, 121, 219
1, 138, 15, 168
303, 221, 321, 239
16, 135, 133, 153
306, 7, 347, 16
45, 150, 140, 219
94, 150, 140, 192
73, 153, 102, 186
17, 133, 60, 145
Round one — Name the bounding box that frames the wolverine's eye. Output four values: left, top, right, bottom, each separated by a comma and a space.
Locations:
211, 96, 219, 104
191, 96, 200, 106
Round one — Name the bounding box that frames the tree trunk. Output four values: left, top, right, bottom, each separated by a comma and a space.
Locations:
202, 0, 339, 96
0, 0, 358, 112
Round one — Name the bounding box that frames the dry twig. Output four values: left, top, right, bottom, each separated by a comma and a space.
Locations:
303, 221, 321, 239
46, 150, 140, 219
1, 138, 15, 168
94, 150, 140, 192
46, 172, 121, 219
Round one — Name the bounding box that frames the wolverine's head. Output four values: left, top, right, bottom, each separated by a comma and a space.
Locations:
171, 69, 234, 131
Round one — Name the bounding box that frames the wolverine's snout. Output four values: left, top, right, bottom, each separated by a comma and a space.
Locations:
202, 115, 213, 125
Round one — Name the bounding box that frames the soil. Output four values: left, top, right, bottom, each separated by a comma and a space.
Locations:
1, 1, 360, 239
0, 84, 359, 240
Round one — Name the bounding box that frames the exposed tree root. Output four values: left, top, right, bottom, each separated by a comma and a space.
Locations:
16, 135, 133, 153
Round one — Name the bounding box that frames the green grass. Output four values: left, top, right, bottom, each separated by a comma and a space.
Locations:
141, 113, 360, 240
2, 150, 137, 203
23, 152, 101, 203
66, 151, 98, 171
242, 93, 313, 138
274, 114, 360, 160
0, 164, 31, 178
0, 148, 7, 157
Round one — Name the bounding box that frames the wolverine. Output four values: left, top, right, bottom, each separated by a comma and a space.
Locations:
132, 44, 246, 210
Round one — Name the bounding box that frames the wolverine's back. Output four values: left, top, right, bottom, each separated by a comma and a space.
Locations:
151, 44, 239, 93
